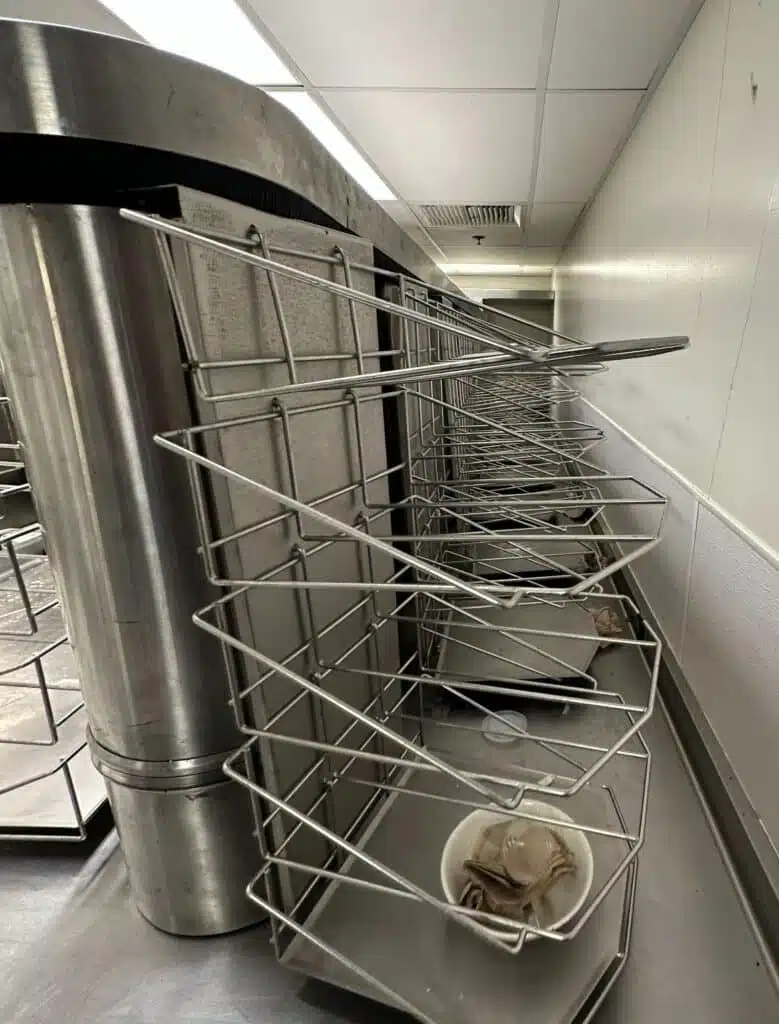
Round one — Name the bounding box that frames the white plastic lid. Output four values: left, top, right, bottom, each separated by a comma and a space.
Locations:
481, 710, 528, 745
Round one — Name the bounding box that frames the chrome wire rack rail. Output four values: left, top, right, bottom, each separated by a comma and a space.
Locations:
0, 401, 105, 840
122, 208, 676, 603
122, 202, 686, 1022
200, 579, 652, 948
121, 209, 688, 396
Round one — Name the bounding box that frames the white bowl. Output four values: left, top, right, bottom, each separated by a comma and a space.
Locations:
440, 801, 594, 942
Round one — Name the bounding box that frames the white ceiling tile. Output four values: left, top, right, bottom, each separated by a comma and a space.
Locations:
437, 244, 533, 262
247, 0, 546, 88
444, 247, 561, 269
457, 280, 554, 299
427, 225, 524, 254
321, 91, 537, 203
549, 0, 697, 89
524, 202, 583, 246
440, 245, 524, 264
463, 284, 554, 299
535, 92, 640, 203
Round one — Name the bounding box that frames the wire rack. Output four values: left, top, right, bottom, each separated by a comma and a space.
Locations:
0, 399, 106, 840
121, 203, 686, 1023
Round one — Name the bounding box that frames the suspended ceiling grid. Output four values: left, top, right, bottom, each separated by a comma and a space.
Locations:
245, 0, 705, 280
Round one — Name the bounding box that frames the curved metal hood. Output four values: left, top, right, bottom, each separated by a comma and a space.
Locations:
0, 18, 450, 287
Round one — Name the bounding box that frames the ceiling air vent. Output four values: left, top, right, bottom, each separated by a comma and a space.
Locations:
416, 204, 523, 229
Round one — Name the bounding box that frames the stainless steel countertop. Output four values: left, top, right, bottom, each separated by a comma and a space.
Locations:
1, 673, 777, 1024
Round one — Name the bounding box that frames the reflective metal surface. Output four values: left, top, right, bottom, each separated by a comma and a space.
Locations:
0, 203, 257, 934
105, 778, 261, 936
0, 19, 448, 288
1, 649, 777, 1022
0, 204, 232, 761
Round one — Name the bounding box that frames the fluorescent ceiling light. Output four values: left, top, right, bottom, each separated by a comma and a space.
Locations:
99, 0, 296, 84
267, 91, 395, 202
439, 264, 554, 276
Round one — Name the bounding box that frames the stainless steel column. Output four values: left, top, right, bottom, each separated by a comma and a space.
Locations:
0, 203, 259, 935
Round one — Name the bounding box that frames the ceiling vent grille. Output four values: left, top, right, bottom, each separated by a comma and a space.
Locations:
416, 203, 523, 229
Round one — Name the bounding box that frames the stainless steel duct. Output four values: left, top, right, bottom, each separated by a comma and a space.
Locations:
0, 203, 259, 935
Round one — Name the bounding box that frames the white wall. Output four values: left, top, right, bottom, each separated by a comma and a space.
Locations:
555, 0, 779, 852
452, 273, 554, 296
0, 0, 138, 37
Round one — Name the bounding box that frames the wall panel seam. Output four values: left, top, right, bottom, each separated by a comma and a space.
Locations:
581, 397, 779, 572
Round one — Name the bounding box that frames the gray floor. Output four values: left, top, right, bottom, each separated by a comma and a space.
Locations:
1, 654, 778, 1022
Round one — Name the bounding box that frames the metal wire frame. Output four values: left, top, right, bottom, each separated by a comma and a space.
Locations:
153, 396, 667, 604
0, 419, 94, 840
0, 634, 83, 747
392, 280, 669, 601
119, 208, 688, 402
403, 381, 604, 475
0, 522, 83, 747
227, 751, 647, 939
130, 196, 663, 760
167, 311, 657, 959
118, 206, 671, 600
0, 400, 31, 541
117, 206, 673, 1013
194, 541, 656, 787
223, 740, 648, 950
159, 375, 655, 963
208, 588, 650, 970
0, 546, 91, 840
241, 810, 640, 1024
187, 554, 649, 997
0, 740, 90, 841
0, 396, 23, 476
0, 524, 61, 637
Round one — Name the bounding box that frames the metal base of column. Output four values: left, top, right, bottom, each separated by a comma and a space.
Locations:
90, 733, 263, 936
